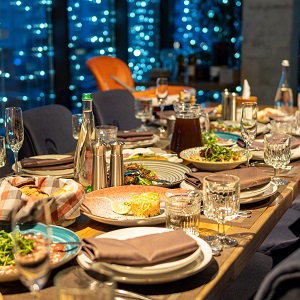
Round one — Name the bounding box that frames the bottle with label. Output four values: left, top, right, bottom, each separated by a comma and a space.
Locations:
74, 93, 95, 192
274, 60, 294, 115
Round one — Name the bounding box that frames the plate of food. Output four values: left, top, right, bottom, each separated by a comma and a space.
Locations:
123, 160, 191, 187
81, 185, 172, 226
0, 225, 81, 282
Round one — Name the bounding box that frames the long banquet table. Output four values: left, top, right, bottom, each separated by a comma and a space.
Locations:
2, 138, 300, 299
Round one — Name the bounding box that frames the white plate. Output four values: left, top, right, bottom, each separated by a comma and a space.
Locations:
77, 227, 212, 284
240, 182, 272, 199
240, 181, 278, 204
15, 154, 74, 177
81, 185, 169, 226
123, 134, 160, 149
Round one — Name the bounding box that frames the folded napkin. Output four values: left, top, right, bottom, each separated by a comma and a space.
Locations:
185, 167, 270, 191
117, 131, 153, 142
82, 230, 199, 266
237, 136, 300, 150
21, 156, 74, 170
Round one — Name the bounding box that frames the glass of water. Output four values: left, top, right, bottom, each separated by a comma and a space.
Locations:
264, 133, 291, 186
134, 98, 153, 131
72, 114, 83, 140
202, 174, 240, 249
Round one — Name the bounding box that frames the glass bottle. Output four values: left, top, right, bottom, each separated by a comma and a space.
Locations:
74, 93, 95, 191
176, 54, 186, 83
274, 60, 294, 115
188, 51, 197, 82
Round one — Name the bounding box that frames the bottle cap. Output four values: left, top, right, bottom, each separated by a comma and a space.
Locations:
282, 60, 289, 67
82, 93, 92, 100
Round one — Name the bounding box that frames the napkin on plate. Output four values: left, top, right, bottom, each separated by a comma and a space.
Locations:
237, 136, 300, 150
117, 131, 153, 142
82, 230, 199, 266
185, 167, 270, 191
21, 156, 74, 170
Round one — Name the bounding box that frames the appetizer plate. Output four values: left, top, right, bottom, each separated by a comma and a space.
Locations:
77, 227, 212, 284
81, 185, 169, 226
123, 134, 160, 149
0, 224, 81, 282
124, 159, 191, 187
180, 147, 247, 171
214, 131, 240, 147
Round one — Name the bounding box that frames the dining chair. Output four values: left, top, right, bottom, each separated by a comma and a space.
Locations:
19, 104, 77, 159
92, 89, 142, 130
86, 56, 135, 91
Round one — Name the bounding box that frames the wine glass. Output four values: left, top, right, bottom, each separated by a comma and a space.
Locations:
264, 133, 291, 186
12, 198, 52, 298
134, 98, 153, 131
5, 107, 24, 175
72, 113, 83, 140
240, 102, 257, 167
203, 174, 240, 249
156, 77, 168, 133
0, 136, 6, 168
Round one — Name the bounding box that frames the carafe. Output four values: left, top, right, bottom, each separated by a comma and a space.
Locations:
170, 102, 210, 154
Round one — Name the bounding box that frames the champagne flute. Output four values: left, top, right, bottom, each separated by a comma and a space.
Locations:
264, 133, 291, 186
12, 198, 52, 298
72, 113, 83, 140
203, 174, 240, 249
240, 102, 257, 167
5, 107, 24, 175
0, 136, 6, 168
156, 77, 168, 133
134, 98, 153, 131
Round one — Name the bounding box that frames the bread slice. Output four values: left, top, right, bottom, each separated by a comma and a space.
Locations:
19, 185, 49, 199
13, 179, 36, 188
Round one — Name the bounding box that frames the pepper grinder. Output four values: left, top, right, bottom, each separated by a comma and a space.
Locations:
109, 141, 125, 187
92, 139, 107, 191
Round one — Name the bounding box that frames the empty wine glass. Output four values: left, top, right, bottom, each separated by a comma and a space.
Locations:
12, 198, 52, 298
203, 174, 240, 249
240, 102, 257, 167
72, 113, 82, 140
134, 98, 153, 131
156, 77, 168, 133
264, 133, 291, 186
5, 107, 24, 175
0, 136, 6, 168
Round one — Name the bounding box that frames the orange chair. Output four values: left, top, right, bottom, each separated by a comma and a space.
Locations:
86, 56, 135, 91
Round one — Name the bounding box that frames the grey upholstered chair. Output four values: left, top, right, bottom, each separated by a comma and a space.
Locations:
92, 89, 141, 130
19, 104, 77, 159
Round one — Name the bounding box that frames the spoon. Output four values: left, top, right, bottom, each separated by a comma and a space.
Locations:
124, 169, 171, 185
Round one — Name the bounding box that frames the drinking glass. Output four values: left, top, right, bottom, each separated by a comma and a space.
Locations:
72, 113, 83, 140
264, 133, 291, 186
134, 98, 153, 131
12, 198, 52, 298
240, 102, 257, 167
5, 107, 24, 175
203, 174, 240, 249
0, 136, 6, 168
156, 77, 168, 133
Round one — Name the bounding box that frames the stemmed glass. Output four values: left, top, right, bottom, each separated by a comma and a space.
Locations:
5, 107, 24, 175
156, 77, 168, 133
134, 98, 153, 131
264, 133, 291, 186
203, 174, 240, 249
72, 113, 83, 140
0, 136, 6, 168
12, 198, 52, 298
240, 102, 257, 167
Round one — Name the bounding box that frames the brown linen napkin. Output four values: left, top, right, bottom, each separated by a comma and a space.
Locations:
117, 131, 153, 142
237, 136, 300, 150
82, 230, 199, 266
21, 156, 74, 168
185, 167, 270, 190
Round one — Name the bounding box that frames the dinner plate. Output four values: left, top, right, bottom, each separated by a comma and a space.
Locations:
240, 182, 272, 199
124, 159, 191, 187
214, 131, 240, 147
123, 134, 160, 149
0, 224, 81, 282
14, 154, 74, 177
81, 185, 169, 226
180, 147, 247, 171
77, 227, 212, 284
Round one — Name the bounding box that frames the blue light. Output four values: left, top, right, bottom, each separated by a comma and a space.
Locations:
14, 58, 22, 66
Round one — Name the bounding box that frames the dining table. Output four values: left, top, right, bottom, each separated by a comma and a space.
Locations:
1, 118, 300, 300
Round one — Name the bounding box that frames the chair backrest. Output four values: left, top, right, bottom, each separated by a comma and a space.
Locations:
0, 149, 13, 178
254, 245, 300, 300
86, 56, 135, 91
92, 89, 141, 131
19, 104, 77, 158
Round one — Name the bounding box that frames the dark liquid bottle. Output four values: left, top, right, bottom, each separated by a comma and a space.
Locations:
170, 117, 204, 154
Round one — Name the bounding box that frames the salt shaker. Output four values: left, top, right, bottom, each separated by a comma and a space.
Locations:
92, 140, 107, 191
221, 89, 230, 120
109, 141, 125, 187
230, 92, 237, 121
